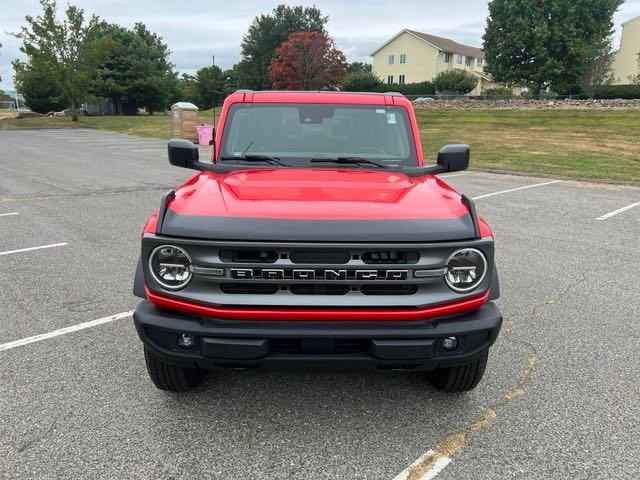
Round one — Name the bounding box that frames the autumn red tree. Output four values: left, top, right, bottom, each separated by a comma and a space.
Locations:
268, 31, 347, 90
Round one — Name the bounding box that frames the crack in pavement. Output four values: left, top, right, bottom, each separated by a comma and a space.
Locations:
405, 271, 592, 480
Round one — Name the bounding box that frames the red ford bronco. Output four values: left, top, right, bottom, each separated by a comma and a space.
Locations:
133, 90, 502, 393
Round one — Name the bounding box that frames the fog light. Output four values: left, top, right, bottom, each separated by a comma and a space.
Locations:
441, 336, 458, 351
177, 333, 195, 349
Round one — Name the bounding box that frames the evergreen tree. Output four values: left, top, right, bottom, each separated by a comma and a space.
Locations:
483, 0, 622, 95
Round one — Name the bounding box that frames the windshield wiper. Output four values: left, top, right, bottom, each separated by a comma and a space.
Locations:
310, 156, 390, 169
219, 154, 289, 167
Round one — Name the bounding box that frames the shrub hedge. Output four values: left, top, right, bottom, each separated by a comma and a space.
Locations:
375, 81, 436, 95
592, 84, 640, 99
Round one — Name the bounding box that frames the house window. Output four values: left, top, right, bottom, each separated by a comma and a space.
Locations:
465, 57, 472, 67
444, 53, 452, 63
399, 75, 406, 84
456, 55, 463, 64
477, 58, 484, 67
400, 54, 407, 64
387, 75, 394, 84
388, 55, 395, 65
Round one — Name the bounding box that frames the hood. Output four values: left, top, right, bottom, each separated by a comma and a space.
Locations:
160, 168, 476, 242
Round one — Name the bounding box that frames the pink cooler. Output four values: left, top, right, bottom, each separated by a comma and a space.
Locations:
196, 124, 214, 145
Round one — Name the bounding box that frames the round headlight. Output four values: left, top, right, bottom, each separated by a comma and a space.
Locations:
444, 248, 487, 293
149, 245, 192, 290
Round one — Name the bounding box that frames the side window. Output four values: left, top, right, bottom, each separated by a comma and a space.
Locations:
457, 54, 463, 65
388, 54, 395, 65
444, 53, 451, 63
465, 57, 472, 67
387, 75, 394, 84
477, 58, 484, 68
399, 75, 406, 85
399, 54, 406, 64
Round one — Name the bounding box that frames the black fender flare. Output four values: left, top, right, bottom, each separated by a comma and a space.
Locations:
133, 257, 146, 299
489, 264, 500, 300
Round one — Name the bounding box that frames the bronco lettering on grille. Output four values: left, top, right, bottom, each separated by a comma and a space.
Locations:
230, 268, 408, 281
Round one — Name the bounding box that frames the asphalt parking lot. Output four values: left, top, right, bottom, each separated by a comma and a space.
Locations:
1, 128, 639, 480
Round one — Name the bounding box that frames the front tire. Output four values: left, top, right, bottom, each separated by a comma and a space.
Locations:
429, 350, 489, 392
144, 346, 206, 392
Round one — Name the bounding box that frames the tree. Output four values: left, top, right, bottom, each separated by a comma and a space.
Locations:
177, 73, 198, 104
269, 31, 347, 90
12, 60, 65, 112
342, 71, 381, 91
580, 36, 615, 98
483, 0, 623, 95
432, 70, 478, 94
239, 5, 328, 89
91, 22, 178, 114
346, 61, 372, 74
193, 65, 224, 108
12, 0, 104, 120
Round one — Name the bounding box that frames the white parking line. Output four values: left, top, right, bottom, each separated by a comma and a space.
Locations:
0, 311, 134, 352
0, 212, 19, 217
438, 172, 469, 178
473, 180, 563, 200
596, 202, 640, 221
392, 450, 452, 480
0, 242, 68, 256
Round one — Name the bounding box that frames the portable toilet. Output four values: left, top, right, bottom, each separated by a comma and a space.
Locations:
171, 102, 199, 141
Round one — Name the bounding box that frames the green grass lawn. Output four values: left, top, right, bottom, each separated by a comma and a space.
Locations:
1, 108, 638, 182
416, 109, 640, 182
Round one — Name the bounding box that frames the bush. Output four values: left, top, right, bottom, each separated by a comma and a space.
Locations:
342, 72, 382, 92
592, 84, 640, 99
433, 70, 478, 94
375, 81, 435, 96
14, 66, 65, 113
482, 86, 514, 98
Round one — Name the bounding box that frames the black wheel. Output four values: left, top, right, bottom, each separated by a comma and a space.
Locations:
144, 346, 206, 392
429, 350, 489, 392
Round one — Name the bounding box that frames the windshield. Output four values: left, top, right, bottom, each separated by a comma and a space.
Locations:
220, 104, 417, 168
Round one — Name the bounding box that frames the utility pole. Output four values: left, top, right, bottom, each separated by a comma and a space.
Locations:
212, 53, 216, 125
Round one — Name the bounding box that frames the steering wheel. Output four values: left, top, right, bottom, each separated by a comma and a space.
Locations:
355, 146, 387, 155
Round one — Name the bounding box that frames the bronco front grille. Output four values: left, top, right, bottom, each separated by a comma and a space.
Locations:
143, 236, 495, 308
189, 245, 445, 298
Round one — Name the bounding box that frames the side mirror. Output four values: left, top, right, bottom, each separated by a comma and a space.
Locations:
168, 139, 199, 169
437, 144, 470, 173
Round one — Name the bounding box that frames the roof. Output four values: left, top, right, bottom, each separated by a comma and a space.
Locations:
241, 90, 403, 97
371, 29, 484, 59
622, 15, 640, 26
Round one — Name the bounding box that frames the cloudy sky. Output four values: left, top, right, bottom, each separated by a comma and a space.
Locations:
2, 0, 640, 92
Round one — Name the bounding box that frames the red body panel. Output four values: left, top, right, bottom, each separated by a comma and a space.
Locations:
167, 169, 469, 220
145, 286, 490, 322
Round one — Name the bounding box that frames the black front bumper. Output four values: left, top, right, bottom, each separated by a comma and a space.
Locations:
133, 301, 502, 371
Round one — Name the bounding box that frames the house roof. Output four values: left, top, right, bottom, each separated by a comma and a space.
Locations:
370, 29, 484, 59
